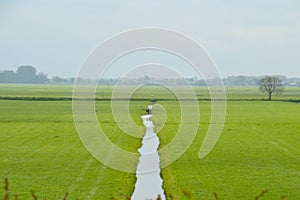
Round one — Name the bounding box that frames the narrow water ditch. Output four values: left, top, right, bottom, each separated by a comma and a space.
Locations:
131, 114, 166, 200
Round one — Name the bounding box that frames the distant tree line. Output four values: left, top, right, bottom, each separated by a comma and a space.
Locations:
222, 75, 300, 87
0, 66, 49, 83
0, 66, 74, 84
1, 66, 300, 86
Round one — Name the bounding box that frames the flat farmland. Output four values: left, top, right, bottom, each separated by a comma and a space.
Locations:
0, 84, 299, 199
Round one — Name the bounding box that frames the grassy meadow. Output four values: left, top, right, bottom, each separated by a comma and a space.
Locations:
0, 84, 299, 199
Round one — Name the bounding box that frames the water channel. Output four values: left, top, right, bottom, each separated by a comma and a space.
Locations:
131, 115, 166, 200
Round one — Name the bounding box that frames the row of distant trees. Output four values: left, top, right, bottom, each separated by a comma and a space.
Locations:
1, 66, 300, 88
0, 66, 74, 84
222, 75, 300, 87
0, 66, 49, 83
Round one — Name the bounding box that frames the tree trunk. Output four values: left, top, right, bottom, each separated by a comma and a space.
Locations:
268, 92, 272, 101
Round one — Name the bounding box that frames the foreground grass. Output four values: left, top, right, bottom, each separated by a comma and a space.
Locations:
159, 101, 300, 199
0, 100, 140, 199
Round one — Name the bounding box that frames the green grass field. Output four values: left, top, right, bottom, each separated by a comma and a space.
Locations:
159, 101, 300, 199
0, 84, 299, 199
0, 84, 299, 100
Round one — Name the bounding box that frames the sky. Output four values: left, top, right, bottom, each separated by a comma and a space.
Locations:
0, 0, 299, 78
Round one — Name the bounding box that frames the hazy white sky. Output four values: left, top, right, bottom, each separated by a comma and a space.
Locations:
0, 0, 299, 78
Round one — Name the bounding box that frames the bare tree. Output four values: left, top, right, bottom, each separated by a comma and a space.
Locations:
259, 76, 284, 101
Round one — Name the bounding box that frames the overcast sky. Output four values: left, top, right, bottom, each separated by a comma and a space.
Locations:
0, 0, 299, 78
